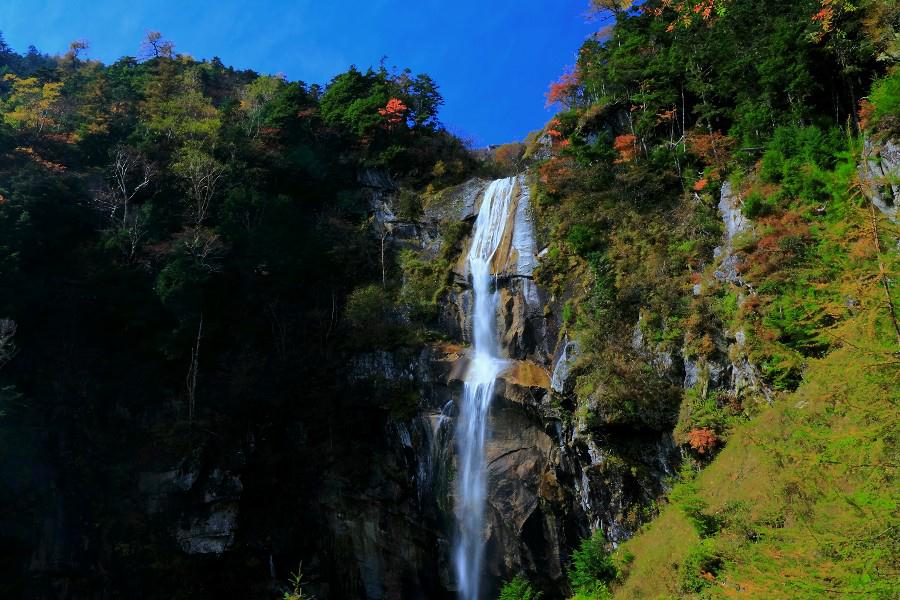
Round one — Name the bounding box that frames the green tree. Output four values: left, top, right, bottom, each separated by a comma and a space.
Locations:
569, 530, 617, 594
1, 74, 64, 133
498, 575, 542, 600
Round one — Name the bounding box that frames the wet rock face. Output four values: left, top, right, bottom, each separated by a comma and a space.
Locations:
445, 176, 553, 363
138, 460, 245, 556
714, 181, 752, 286
176, 502, 240, 554
305, 173, 699, 599
483, 397, 565, 591
551, 339, 579, 395
319, 412, 453, 600
499, 278, 550, 362
859, 138, 899, 223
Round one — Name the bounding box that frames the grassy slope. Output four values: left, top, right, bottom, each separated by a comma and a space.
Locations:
613, 200, 900, 598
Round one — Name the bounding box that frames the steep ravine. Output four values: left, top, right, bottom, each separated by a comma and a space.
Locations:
347, 165, 793, 598
351, 172, 664, 598
76, 168, 782, 600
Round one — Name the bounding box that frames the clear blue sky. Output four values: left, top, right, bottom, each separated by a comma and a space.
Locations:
0, 1, 599, 146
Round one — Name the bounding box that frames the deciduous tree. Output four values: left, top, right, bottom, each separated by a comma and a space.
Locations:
1, 74, 64, 133
141, 31, 174, 60
172, 143, 226, 227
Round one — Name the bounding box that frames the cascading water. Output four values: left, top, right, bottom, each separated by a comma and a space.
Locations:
454, 177, 517, 600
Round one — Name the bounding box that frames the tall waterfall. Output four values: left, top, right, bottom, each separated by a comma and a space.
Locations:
454, 177, 517, 600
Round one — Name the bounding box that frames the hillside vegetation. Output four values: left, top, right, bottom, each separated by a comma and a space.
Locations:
0, 31, 475, 597
501, 0, 900, 597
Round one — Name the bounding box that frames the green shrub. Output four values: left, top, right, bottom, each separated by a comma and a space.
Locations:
344, 284, 408, 348
567, 223, 604, 256
396, 188, 422, 221
569, 530, 617, 593
585, 252, 615, 320
570, 581, 612, 600
670, 465, 724, 537
498, 575, 542, 600
742, 189, 773, 218
678, 539, 724, 593
869, 68, 900, 135
759, 149, 785, 183
675, 388, 731, 451
438, 220, 471, 260
398, 249, 448, 323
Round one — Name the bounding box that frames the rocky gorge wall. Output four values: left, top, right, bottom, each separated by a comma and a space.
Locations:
344, 172, 680, 598
29, 165, 802, 600
345, 165, 794, 599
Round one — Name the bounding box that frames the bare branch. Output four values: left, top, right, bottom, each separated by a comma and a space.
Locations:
141, 31, 175, 60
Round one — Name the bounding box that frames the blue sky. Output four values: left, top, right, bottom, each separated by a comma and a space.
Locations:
0, 1, 599, 146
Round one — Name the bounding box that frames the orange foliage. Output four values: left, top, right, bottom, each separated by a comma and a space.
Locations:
378, 98, 408, 126
687, 130, 734, 164
613, 134, 638, 163
688, 428, 718, 454
493, 143, 524, 169
546, 70, 580, 109
645, 0, 730, 30
858, 98, 875, 131
693, 177, 709, 191
811, 0, 835, 41
656, 108, 677, 123
538, 157, 576, 195
15, 146, 66, 172
743, 212, 810, 279
546, 118, 564, 139
849, 235, 876, 261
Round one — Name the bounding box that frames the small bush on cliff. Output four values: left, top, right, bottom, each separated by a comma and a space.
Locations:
498, 575, 542, 600
568, 530, 617, 597
397, 249, 448, 324
344, 284, 410, 348
867, 67, 900, 136
395, 188, 422, 221
283, 564, 313, 600
678, 539, 724, 593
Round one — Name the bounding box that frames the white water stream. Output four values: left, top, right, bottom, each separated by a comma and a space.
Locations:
454, 177, 517, 600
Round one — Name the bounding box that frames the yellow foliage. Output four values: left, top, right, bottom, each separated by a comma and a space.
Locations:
2, 74, 64, 133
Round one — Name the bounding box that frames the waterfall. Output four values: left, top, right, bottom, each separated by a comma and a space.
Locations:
454, 177, 517, 600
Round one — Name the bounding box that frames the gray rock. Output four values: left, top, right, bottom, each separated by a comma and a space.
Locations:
176, 503, 239, 554
858, 138, 899, 223
713, 181, 752, 285
550, 339, 580, 395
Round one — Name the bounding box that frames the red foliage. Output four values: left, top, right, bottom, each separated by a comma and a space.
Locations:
646, 0, 730, 31
538, 157, 576, 195
656, 108, 677, 124
545, 70, 581, 109
858, 98, 875, 131
613, 134, 638, 164
688, 428, 718, 454
687, 130, 734, 164
378, 98, 408, 126
693, 177, 709, 191
810, 0, 855, 42
546, 118, 564, 139
493, 143, 524, 168
744, 212, 810, 279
